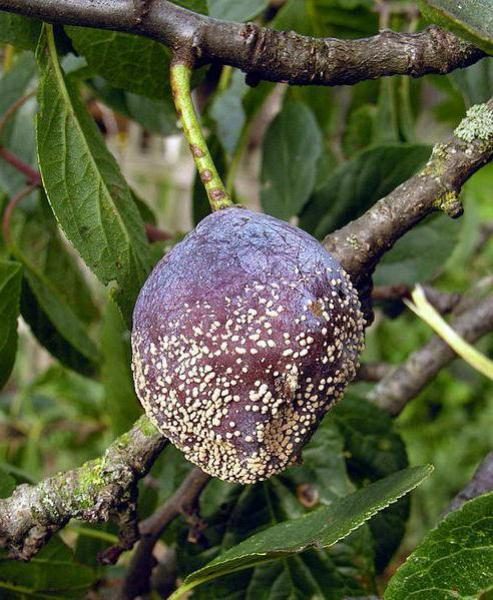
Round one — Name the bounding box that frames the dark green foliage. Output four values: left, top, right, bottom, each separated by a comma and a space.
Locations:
36, 26, 151, 323
420, 0, 493, 54
385, 492, 493, 598
0, 11, 41, 50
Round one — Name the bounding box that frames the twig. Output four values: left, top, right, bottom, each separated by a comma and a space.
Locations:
0, 147, 41, 185
370, 294, 493, 415
0, 90, 36, 140
2, 183, 38, 245
120, 468, 210, 600
473, 221, 493, 255
0, 416, 167, 560
0, 0, 486, 87
355, 362, 392, 382
445, 451, 493, 514
144, 223, 173, 242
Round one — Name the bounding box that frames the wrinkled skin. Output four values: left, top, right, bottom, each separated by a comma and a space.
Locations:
132, 207, 364, 483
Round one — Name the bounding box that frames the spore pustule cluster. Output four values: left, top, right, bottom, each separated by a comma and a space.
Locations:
132, 207, 365, 483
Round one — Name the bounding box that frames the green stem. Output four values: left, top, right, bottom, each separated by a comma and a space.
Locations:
170, 61, 232, 212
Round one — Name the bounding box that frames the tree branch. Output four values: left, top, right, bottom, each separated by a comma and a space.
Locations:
372, 284, 462, 314
325, 99, 493, 318
0, 0, 486, 86
370, 293, 493, 415
445, 451, 493, 514
0, 415, 166, 560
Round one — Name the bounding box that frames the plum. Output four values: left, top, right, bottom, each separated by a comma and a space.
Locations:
132, 207, 364, 483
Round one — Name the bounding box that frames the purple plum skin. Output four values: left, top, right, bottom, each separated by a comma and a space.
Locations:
132, 207, 364, 484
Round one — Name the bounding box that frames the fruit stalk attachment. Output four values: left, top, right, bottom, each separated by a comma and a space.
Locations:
170, 61, 232, 212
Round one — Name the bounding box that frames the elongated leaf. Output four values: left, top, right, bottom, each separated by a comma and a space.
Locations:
385, 492, 493, 599
374, 214, 461, 286
209, 70, 247, 156
420, 0, 493, 54
0, 536, 96, 599
10, 193, 99, 374
66, 27, 171, 100
171, 466, 432, 599
450, 59, 493, 106
261, 101, 322, 220
36, 25, 151, 323
300, 144, 430, 239
0, 260, 22, 389
0, 11, 41, 50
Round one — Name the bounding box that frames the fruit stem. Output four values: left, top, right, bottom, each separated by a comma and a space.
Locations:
170, 61, 232, 212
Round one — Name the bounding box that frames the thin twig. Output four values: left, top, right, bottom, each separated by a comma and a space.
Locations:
1, 183, 38, 245
445, 451, 493, 514
0, 147, 41, 185
120, 468, 210, 600
372, 285, 462, 315
355, 363, 392, 382
0, 90, 36, 140
370, 294, 493, 415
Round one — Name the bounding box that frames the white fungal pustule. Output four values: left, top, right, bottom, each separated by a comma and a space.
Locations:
131, 207, 365, 484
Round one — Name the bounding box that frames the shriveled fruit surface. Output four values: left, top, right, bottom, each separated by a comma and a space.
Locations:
132, 207, 364, 483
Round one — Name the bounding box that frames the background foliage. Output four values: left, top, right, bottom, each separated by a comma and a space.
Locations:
0, 0, 492, 598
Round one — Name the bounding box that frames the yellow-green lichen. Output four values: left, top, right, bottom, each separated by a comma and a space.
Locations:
454, 103, 493, 143
73, 459, 106, 509
421, 143, 449, 178
433, 190, 463, 218
138, 415, 160, 438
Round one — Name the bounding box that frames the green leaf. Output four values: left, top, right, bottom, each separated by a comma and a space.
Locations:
66, 27, 171, 100
374, 213, 462, 286
172, 466, 432, 599
0, 11, 41, 50
208, 0, 268, 21
172, 0, 208, 14
36, 25, 151, 323
261, 101, 322, 220
373, 79, 400, 145
88, 78, 178, 136
342, 104, 377, 155
101, 297, 141, 436
19, 282, 94, 376
385, 492, 493, 599
300, 144, 431, 239
420, 0, 493, 54
0, 465, 16, 498
332, 394, 410, 571
0, 260, 22, 389
0, 536, 96, 599
209, 70, 248, 156
450, 58, 493, 107
272, 0, 377, 39
10, 192, 99, 375
177, 421, 375, 599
